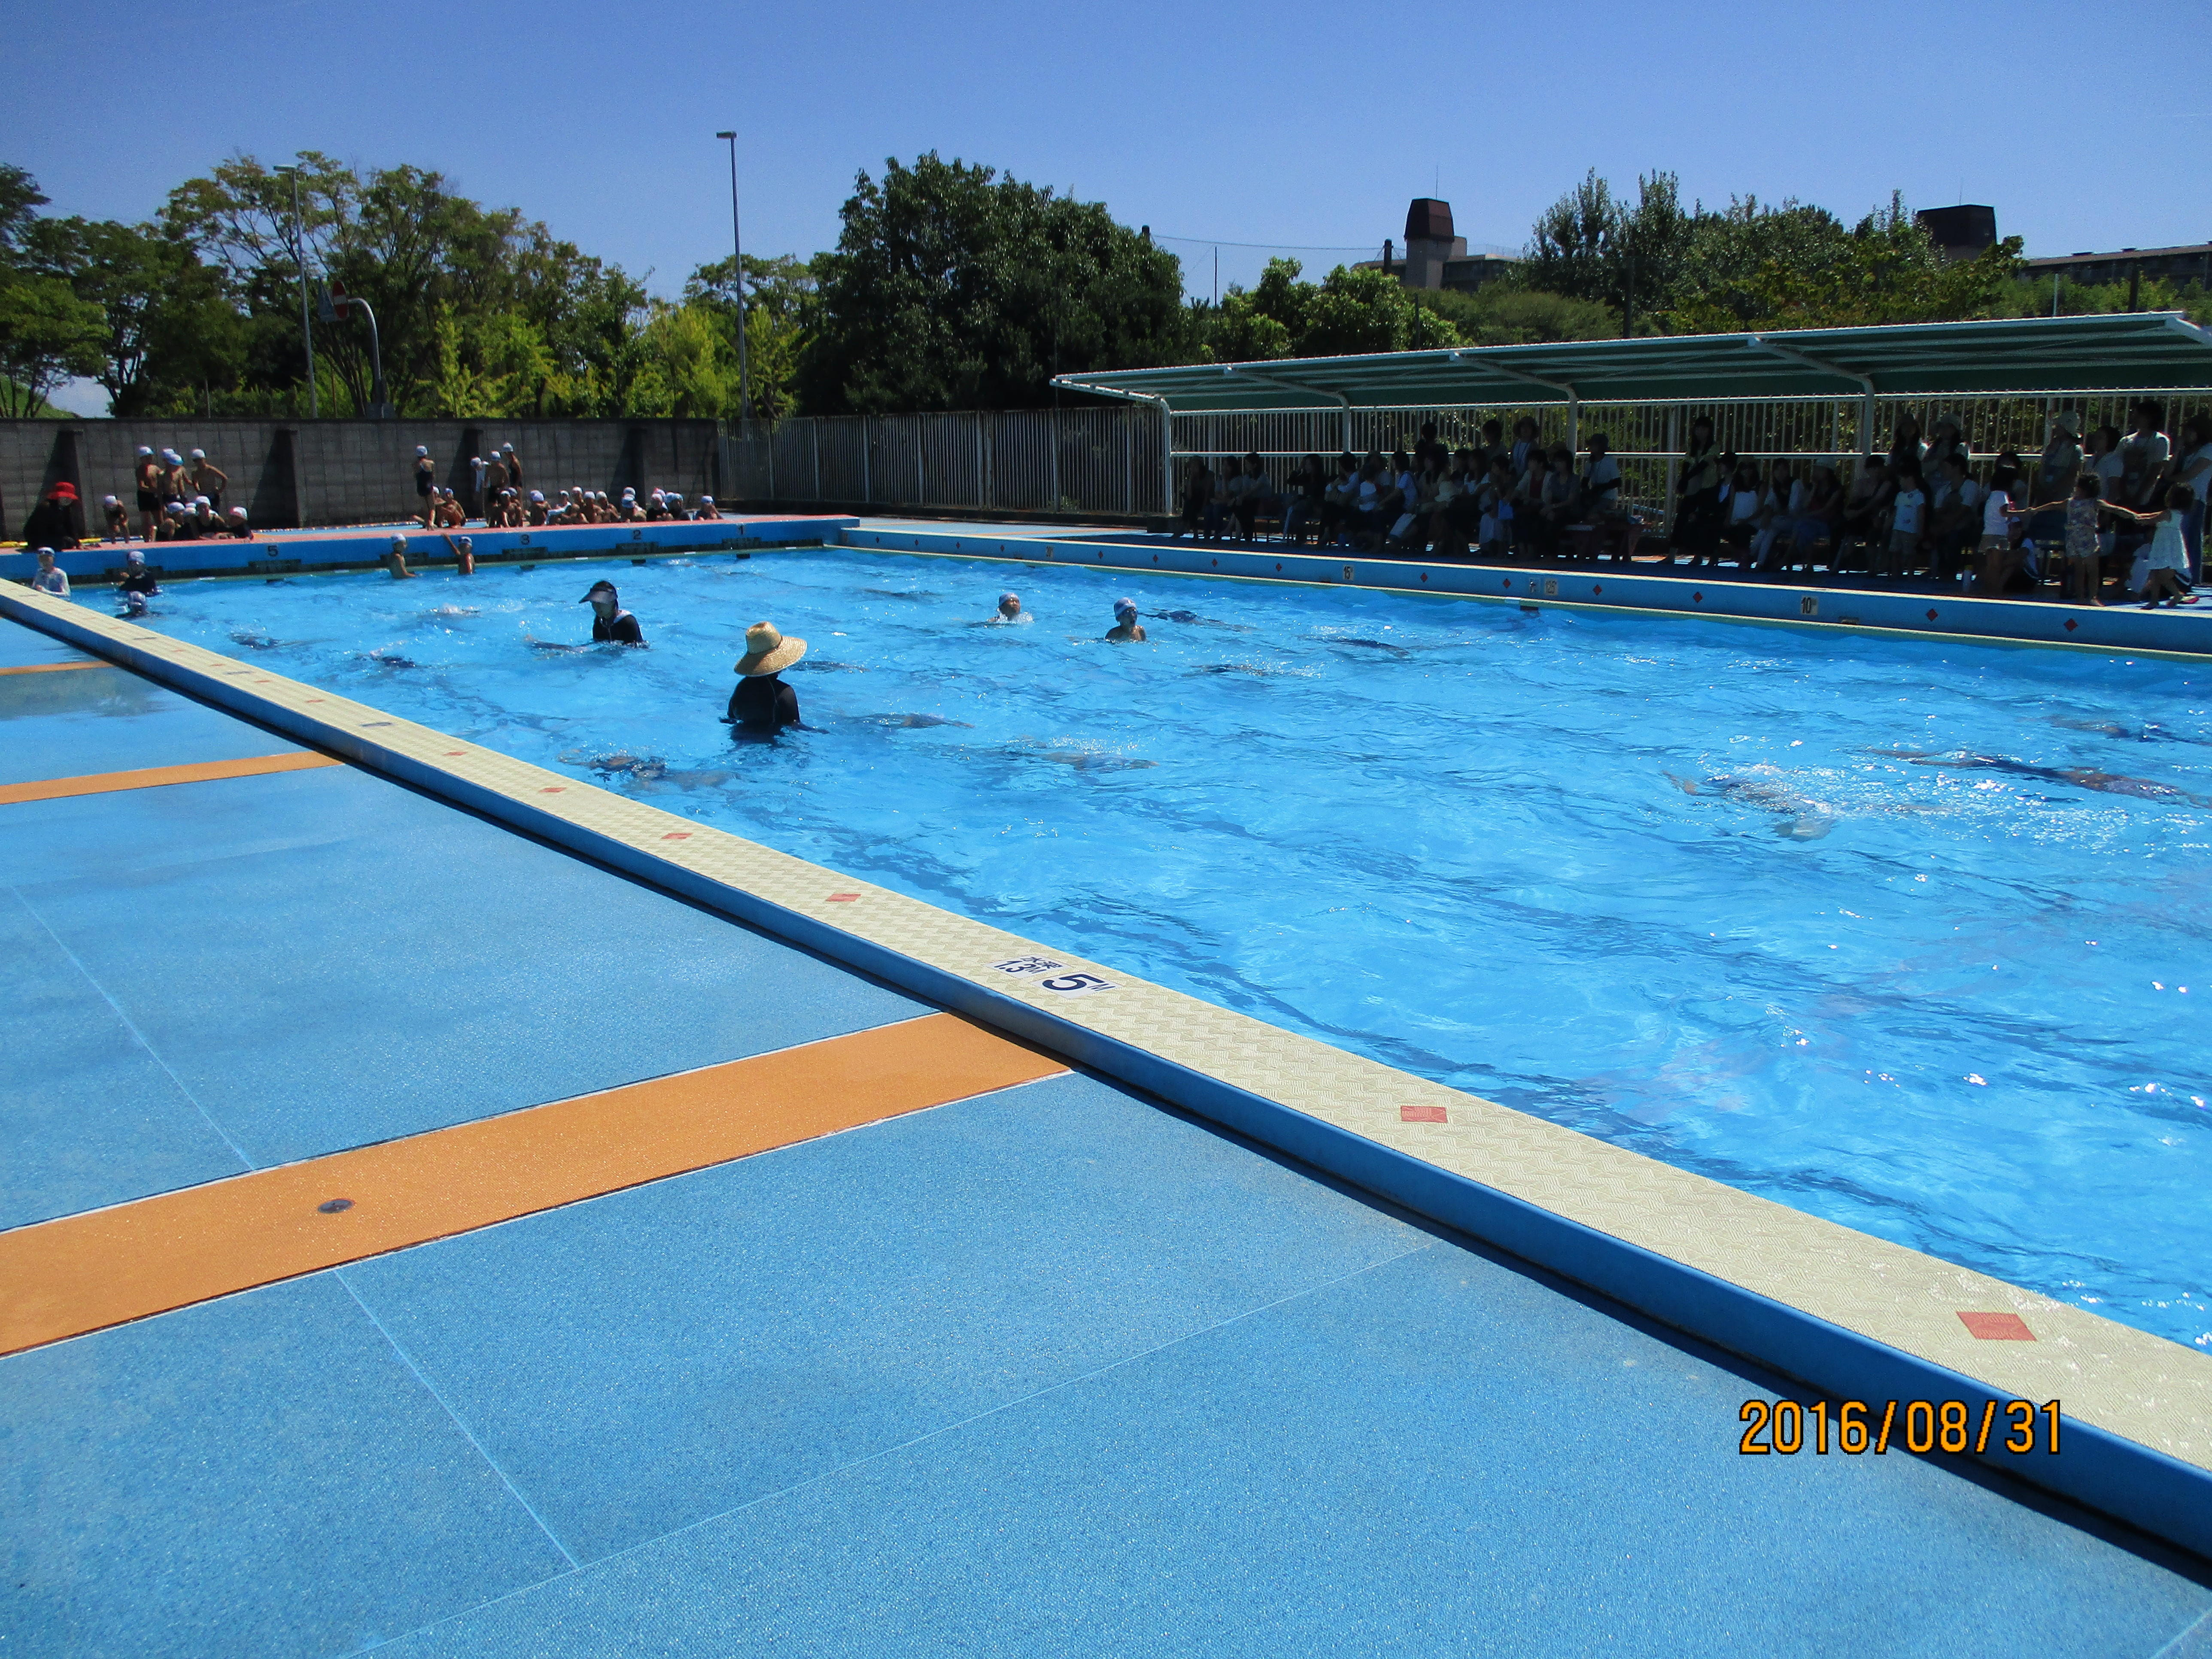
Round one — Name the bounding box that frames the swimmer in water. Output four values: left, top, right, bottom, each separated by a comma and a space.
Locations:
386, 535, 416, 580
116, 549, 161, 614
725, 620, 806, 732
993, 591, 1029, 623
1895, 749, 2212, 805
579, 580, 644, 645
1105, 597, 1146, 642
444, 533, 474, 575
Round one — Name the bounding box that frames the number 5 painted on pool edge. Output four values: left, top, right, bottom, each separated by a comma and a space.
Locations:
1037, 972, 1114, 995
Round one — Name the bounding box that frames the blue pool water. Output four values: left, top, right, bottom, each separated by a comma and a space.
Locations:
130, 547, 2210, 1349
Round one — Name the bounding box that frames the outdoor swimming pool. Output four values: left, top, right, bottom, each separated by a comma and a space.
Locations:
131, 546, 2210, 1349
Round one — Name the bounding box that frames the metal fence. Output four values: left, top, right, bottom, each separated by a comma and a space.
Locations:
726, 407, 1166, 519
723, 390, 2211, 522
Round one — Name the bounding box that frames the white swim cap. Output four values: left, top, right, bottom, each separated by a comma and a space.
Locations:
416, 446, 429, 456
190, 448, 205, 459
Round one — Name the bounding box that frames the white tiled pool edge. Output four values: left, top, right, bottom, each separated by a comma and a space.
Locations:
8, 582, 2209, 1563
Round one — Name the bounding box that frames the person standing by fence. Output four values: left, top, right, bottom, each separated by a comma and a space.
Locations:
412, 447, 437, 526
186, 449, 228, 512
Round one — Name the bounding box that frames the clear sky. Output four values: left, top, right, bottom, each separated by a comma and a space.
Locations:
15, 0, 2209, 413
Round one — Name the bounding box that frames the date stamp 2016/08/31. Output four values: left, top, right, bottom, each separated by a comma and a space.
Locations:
1739, 1398, 2062, 1457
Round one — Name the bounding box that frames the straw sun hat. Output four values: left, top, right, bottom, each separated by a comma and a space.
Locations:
735, 621, 806, 677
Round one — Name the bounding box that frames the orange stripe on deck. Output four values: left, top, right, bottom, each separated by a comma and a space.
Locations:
0, 1013, 1066, 1355
0, 750, 339, 805
0, 660, 106, 676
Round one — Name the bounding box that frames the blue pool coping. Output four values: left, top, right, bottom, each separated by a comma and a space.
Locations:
0, 516, 860, 583
840, 522, 2212, 660
7, 582, 2208, 1568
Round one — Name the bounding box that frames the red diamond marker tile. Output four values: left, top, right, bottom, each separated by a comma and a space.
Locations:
1957, 1311, 2035, 1341
826, 893, 860, 902
1400, 1104, 1449, 1124
2064, 618, 2078, 632
662, 832, 692, 841
1926, 608, 1939, 621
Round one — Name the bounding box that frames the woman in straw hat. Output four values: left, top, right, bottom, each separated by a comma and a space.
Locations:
726, 620, 807, 732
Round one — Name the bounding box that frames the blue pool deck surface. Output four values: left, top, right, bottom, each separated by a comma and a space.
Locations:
4, 608, 2212, 1658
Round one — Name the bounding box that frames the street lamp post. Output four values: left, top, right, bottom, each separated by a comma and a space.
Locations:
715, 130, 752, 422
316, 283, 392, 418
278, 165, 317, 418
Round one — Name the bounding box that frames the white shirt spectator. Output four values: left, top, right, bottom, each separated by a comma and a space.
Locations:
2119, 428, 2170, 506
1982, 482, 2012, 538
1585, 456, 1621, 508
1891, 487, 1925, 537
2173, 440, 2212, 507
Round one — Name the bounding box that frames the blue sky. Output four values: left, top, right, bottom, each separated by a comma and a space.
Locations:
16, 0, 2209, 412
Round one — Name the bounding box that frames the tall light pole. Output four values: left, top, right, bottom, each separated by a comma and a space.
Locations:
715, 131, 752, 422
279, 164, 318, 417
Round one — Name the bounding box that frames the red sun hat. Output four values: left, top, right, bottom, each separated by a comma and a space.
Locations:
46, 482, 78, 501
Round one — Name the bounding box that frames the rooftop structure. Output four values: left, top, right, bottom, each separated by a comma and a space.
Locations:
1914, 205, 1998, 263
1358, 198, 1522, 293
2023, 243, 2212, 289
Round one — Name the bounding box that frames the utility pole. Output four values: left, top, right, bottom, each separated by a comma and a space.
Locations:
716, 131, 752, 421
280, 165, 318, 417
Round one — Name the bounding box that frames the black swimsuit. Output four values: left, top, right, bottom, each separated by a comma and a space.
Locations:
591, 610, 644, 645
726, 673, 799, 732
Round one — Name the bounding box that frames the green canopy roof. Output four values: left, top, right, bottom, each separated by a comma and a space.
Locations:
1050, 313, 2212, 412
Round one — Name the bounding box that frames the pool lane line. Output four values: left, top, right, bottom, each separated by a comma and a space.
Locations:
0, 750, 340, 806
0, 659, 103, 675
0, 1012, 1065, 1358
6, 585, 2210, 1565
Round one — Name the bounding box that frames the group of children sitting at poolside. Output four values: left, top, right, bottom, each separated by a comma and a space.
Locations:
1177, 418, 1631, 559
1668, 404, 2208, 603
459, 485, 724, 529
1172, 402, 2209, 604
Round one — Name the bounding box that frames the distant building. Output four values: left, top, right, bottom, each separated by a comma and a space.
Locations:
2021, 243, 2212, 289
1358, 199, 1521, 293
1914, 206, 1998, 263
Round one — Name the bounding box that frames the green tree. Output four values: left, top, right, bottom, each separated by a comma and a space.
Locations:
161, 152, 650, 418
1192, 257, 1468, 361
1420, 285, 1617, 345
802, 153, 1189, 412
0, 272, 106, 417
686, 253, 817, 419
1300, 265, 1465, 356
1668, 194, 2024, 331
1522, 168, 1688, 332
0, 166, 108, 417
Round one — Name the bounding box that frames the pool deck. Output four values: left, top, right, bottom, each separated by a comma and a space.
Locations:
4, 582, 2212, 1656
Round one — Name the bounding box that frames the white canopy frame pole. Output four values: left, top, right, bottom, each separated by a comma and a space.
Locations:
1449, 352, 1579, 452
1227, 368, 1354, 457
1747, 336, 1877, 458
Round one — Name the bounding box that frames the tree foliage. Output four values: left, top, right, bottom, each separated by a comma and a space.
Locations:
1519, 172, 2032, 334
801, 153, 1188, 413
0, 164, 108, 416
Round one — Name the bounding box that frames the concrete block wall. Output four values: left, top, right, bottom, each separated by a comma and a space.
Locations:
0, 419, 723, 538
